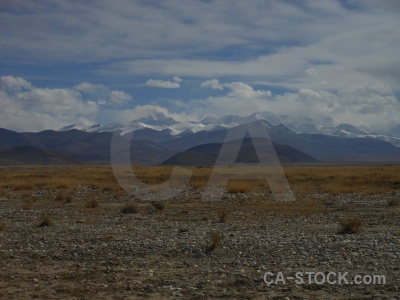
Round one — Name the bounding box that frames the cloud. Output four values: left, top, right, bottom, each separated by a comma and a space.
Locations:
118, 105, 168, 124
201, 79, 223, 90
1, 76, 398, 132
145, 79, 180, 89
171, 80, 400, 131
224, 82, 272, 98
3, 1, 399, 92
305, 68, 319, 77
173, 76, 182, 83
74, 82, 132, 105
0, 76, 32, 91
74, 82, 107, 94
110, 90, 132, 104
0, 76, 99, 131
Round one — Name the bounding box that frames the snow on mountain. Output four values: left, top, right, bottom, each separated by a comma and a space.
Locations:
334, 124, 369, 135
59, 123, 102, 132
365, 135, 400, 147
132, 111, 179, 127
58, 111, 400, 147
389, 124, 400, 138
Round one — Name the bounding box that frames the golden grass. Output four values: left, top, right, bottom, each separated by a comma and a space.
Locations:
0, 165, 398, 196
226, 180, 254, 193
284, 166, 400, 195
0, 166, 122, 191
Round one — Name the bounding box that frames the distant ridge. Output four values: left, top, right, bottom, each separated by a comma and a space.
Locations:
162, 138, 318, 166
0, 145, 81, 165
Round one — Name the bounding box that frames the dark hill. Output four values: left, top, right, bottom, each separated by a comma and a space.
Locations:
0, 128, 33, 148
162, 137, 318, 166
0, 146, 81, 166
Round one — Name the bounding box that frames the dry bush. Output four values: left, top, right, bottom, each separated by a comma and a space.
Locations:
178, 227, 189, 233
55, 190, 65, 201
65, 194, 73, 203
337, 216, 363, 234
38, 214, 52, 227
151, 201, 165, 211
22, 198, 34, 210
179, 207, 190, 214
335, 205, 352, 212
121, 202, 139, 214
205, 231, 222, 253
388, 198, 399, 207
85, 198, 99, 209
0, 222, 6, 231
218, 208, 228, 223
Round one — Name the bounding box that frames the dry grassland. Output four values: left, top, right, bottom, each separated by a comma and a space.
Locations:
0, 165, 399, 299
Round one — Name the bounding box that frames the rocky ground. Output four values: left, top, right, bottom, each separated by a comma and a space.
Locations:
0, 186, 399, 299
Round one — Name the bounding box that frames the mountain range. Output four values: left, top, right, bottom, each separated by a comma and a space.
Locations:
60, 111, 400, 147
0, 111, 400, 165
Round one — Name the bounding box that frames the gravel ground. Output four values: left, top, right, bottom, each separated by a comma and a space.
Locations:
0, 187, 399, 299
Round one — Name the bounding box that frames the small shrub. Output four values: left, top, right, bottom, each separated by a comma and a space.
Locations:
55, 190, 65, 201
178, 227, 189, 233
65, 195, 73, 203
218, 208, 228, 223
0, 222, 6, 231
38, 214, 52, 227
388, 198, 399, 207
22, 198, 34, 210
85, 198, 99, 209
179, 208, 190, 214
335, 205, 351, 212
337, 216, 363, 234
205, 231, 222, 252
151, 201, 165, 211
121, 202, 139, 214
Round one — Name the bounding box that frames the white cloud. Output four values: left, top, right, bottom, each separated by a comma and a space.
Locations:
173, 76, 182, 83
3, 1, 399, 92
118, 105, 169, 124
201, 79, 223, 90
0, 76, 32, 91
74, 82, 132, 105
224, 82, 272, 98
74, 82, 106, 94
305, 68, 319, 77
110, 90, 132, 104
0, 76, 98, 131
145, 79, 180, 89
169, 80, 400, 131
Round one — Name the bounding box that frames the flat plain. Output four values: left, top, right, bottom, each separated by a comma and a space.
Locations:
0, 165, 399, 299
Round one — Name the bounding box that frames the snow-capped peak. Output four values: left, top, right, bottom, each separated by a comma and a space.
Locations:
131, 111, 179, 127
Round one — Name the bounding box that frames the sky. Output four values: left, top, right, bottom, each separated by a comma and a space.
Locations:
0, 0, 399, 132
